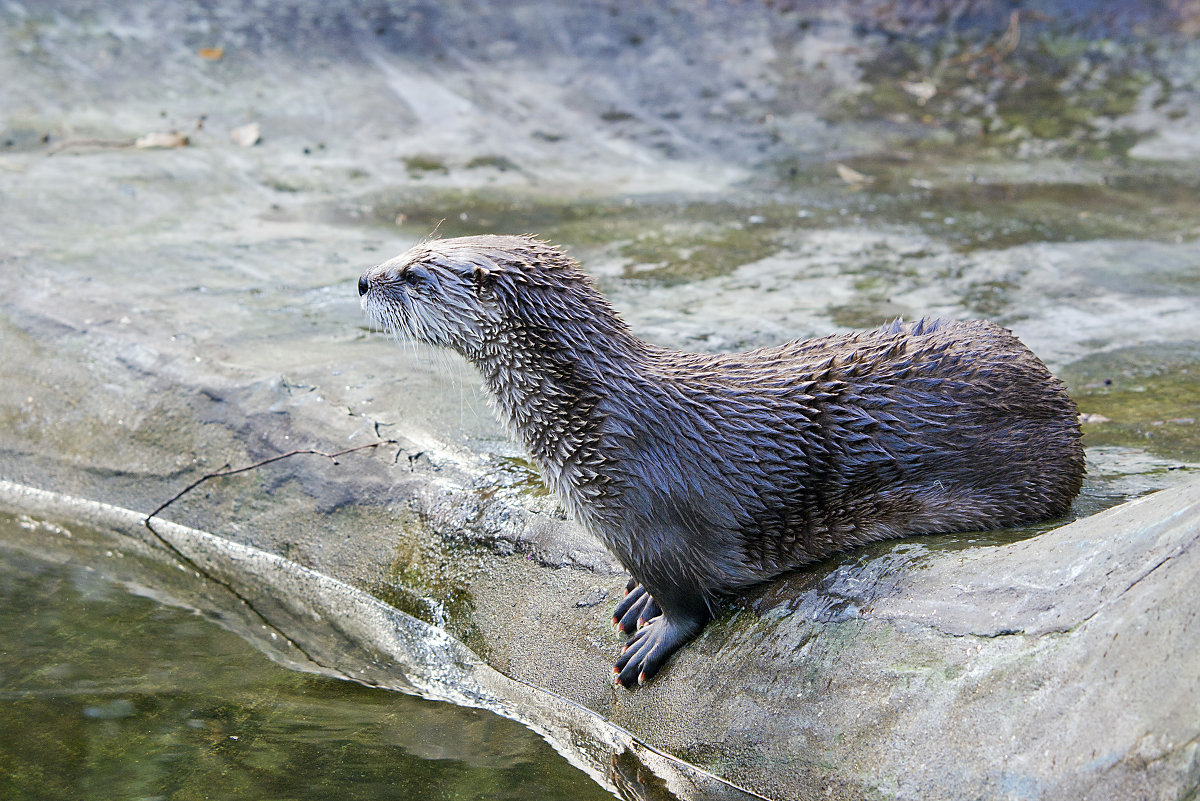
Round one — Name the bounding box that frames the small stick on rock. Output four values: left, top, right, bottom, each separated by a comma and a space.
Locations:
138, 438, 396, 679
144, 439, 398, 528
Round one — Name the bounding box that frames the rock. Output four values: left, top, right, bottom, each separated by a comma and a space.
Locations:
612, 477, 1200, 800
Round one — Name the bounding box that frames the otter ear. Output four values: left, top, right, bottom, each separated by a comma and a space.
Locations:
472, 264, 497, 290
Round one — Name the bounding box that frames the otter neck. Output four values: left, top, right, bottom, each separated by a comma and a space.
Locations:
468, 317, 644, 496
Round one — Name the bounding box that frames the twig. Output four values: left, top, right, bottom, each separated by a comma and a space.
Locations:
992, 10, 1022, 63
46, 138, 136, 155
144, 440, 397, 524
139, 438, 398, 679
947, 9, 1029, 70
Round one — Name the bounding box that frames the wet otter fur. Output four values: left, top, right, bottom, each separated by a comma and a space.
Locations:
358, 234, 1085, 687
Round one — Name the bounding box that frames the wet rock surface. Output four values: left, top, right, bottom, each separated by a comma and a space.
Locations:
655, 478, 1200, 800
3, 2, 1200, 799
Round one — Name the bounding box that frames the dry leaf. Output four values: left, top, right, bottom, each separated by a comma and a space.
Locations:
198, 47, 224, 61
230, 122, 261, 147
899, 79, 937, 106
836, 163, 874, 186
134, 131, 189, 149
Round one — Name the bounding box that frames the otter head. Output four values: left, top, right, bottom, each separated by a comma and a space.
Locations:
359, 234, 630, 363
358, 235, 516, 357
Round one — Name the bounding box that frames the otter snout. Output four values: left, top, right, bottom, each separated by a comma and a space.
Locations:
358, 274, 369, 296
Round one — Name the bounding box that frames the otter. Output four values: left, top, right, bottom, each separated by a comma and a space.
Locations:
358, 234, 1085, 687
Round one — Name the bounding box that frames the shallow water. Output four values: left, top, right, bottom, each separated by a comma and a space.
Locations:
0, 536, 612, 801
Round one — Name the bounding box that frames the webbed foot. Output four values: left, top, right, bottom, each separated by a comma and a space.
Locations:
612, 612, 704, 687
612, 580, 661, 635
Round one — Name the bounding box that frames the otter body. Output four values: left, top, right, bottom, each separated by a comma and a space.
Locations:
359, 235, 1085, 686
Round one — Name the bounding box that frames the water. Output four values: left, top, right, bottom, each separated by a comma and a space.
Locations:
0, 541, 613, 801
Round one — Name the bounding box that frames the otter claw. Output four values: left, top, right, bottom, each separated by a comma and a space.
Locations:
612, 583, 662, 635
612, 614, 703, 688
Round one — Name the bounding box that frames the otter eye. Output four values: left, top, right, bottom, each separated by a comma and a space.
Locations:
402, 265, 431, 287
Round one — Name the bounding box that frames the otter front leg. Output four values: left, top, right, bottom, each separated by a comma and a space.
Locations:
612, 597, 710, 687
612, 579, 662, 634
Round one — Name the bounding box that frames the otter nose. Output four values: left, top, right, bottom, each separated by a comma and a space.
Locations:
358, 275, 369, 296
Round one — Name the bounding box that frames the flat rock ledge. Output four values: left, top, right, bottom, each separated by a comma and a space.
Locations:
629, 476, 1200, 801
3, 474, 1197, 801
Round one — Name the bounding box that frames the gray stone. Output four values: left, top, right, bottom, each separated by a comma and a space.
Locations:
635, 477, 1200, 800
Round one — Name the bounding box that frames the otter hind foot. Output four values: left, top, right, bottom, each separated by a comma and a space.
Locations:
613, 612, 705, 687
612, 581, 662, 635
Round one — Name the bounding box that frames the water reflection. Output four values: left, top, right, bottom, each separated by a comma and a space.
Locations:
0, 545, 613, 801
